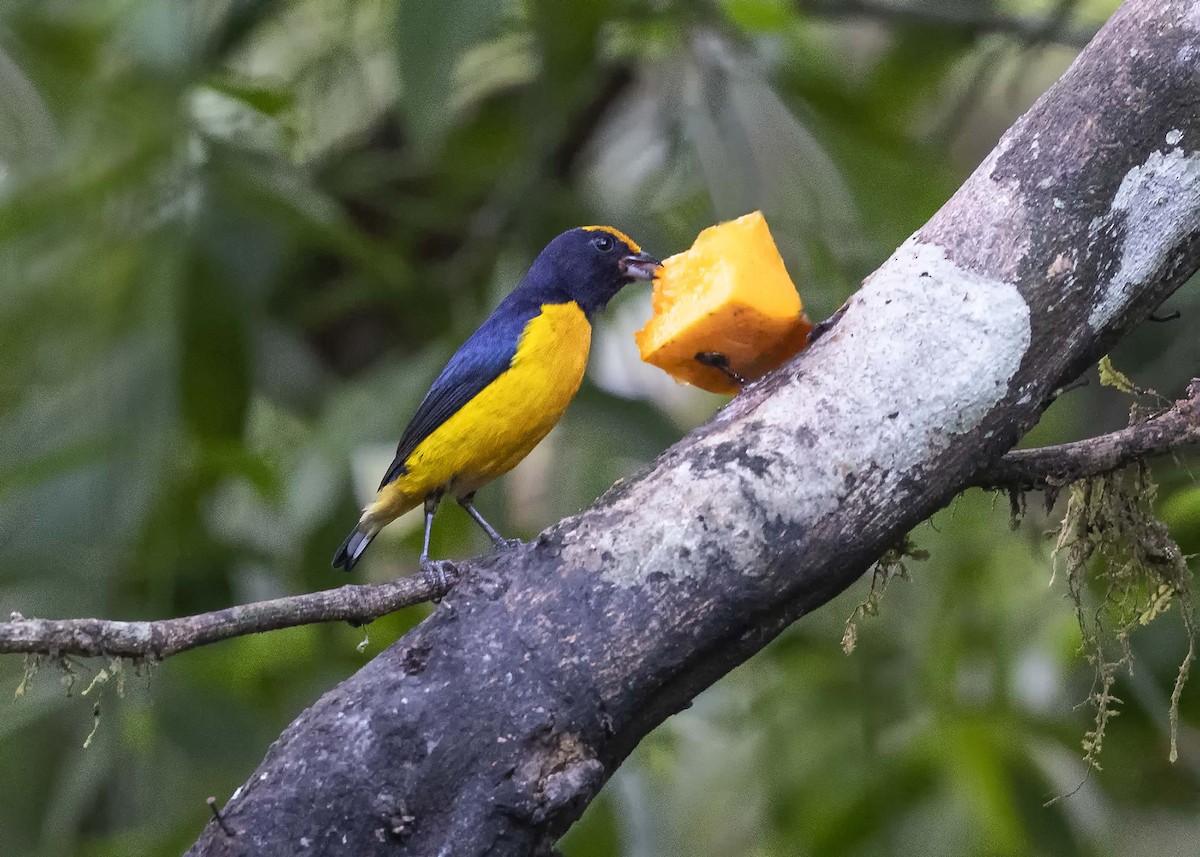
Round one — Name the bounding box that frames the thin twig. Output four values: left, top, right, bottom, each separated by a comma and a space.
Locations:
207, 797, 236, 838
1149, 310, 1181, 322
971, 379, 1200, 491
0, 569, 457, 659
799, 0, 1098, 49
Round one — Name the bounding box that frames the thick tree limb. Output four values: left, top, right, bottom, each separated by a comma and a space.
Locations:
972, 378, 1200, 490
0, 572, 454, 659
2, 378, 1195, 659
800, 0, 1099, 48
163, 1, 1198, 853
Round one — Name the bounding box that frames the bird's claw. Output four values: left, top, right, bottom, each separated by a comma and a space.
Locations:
492, 537, 524, 552
419, 558, 456, 600
694, 352, 747, 387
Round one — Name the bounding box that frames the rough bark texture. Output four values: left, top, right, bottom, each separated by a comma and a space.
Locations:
189, 1, 1200, 854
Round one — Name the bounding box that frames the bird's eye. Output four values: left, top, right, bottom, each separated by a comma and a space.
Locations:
591, 233, 615, 252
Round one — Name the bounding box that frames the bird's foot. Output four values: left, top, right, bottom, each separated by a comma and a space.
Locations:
491, 537, 524, 552
419, 558, 457, 601
694, 352, 747, 387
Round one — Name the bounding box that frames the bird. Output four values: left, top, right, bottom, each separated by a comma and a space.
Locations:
332, 225, 659, 574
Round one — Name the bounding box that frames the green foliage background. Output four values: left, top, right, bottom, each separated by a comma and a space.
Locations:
1, 1, 1197, 854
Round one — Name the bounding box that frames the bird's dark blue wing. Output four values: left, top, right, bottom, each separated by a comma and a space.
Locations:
378, 299, 541, 489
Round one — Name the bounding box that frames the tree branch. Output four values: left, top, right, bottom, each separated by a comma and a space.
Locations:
800, 0, 1100, 49
0, 571, 454, 659
972, 378, 1200, 491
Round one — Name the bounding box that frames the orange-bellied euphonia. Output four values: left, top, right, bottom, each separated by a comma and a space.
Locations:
332, 225, 659, 573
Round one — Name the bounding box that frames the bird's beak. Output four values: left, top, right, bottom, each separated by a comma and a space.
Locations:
619, 251, 661, 281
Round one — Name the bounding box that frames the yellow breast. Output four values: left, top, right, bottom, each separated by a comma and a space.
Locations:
366, 301, 591, 523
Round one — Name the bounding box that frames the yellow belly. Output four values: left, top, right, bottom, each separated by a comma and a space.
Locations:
363, 301, 591, 527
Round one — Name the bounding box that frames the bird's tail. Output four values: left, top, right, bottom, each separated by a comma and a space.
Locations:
332, 522, 378, 572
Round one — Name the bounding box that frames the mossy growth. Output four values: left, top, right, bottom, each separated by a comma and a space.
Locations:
1097, 355, 1141, 397
15, 653, 136, 748
1053, 463, 1196, 768
842, 536, 928, 655
1048, 357, 1197, 769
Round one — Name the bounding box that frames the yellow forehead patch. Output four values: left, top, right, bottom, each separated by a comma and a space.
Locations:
582, 225, 641, 254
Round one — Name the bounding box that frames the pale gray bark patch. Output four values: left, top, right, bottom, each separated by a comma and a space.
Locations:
1088, 147, 1200, 329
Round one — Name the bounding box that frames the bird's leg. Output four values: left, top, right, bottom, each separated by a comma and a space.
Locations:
419, 495, 451, 594
458, 494, 522, 551
419, 495, 438, 563
694, 352, 747, 387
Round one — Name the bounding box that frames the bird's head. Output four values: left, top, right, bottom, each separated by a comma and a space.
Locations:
528, 226, 660, 316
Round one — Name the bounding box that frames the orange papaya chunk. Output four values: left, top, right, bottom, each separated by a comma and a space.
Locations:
635, 211, 813, 395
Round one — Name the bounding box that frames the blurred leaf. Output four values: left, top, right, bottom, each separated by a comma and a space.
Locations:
1159, 484, 1200, 539
863, 23, 975, 129
529, 0, 606, 95
721, 0, 792, 33
0, 45, 57, 172
396, 0, 509, 157
203, 72, 293, 117
559, 791, 622, 857
179, 249, 251, 441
